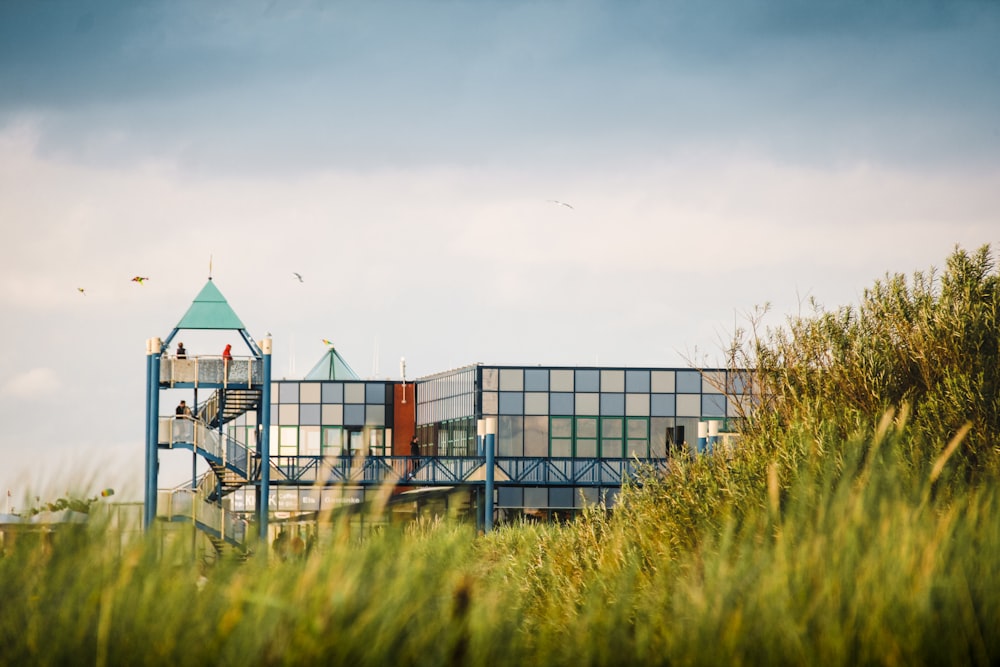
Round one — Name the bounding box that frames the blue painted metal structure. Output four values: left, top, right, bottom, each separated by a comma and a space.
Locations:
144, 279, 271, 541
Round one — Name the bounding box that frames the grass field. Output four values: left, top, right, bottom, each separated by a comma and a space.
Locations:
3, 245, 998, 665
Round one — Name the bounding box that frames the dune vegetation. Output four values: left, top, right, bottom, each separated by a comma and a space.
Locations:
2, 245, 998, 666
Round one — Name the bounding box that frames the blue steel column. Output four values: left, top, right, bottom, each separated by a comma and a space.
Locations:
258, 338, 272, 544
144, 337, 162, 530
697, 421, 708, 455
484, 416, 496, 533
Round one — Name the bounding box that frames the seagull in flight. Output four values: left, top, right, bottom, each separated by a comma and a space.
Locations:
131, 276, 149, 285
547, 199, 574, 210
293, 272, 304, 283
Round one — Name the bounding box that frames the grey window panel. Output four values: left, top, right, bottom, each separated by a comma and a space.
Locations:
365, 383, 386, 404
676, 370, 702, 393
600, 393, 625, 416
524, 487, 547, 509
575, 369, 600, 392
550, 393, 574, 415
625, 369, 651, 393
499, 392, 524, 415
498, 486, 523, 508
278, 382, 299, 404
300, 404, 321, 426
702, 394, 727, 417
549, 487, 574, 509
575, 487, 600, 507
343, 404, 365, 426
524, 368, 549, 391
651, 394, 675, 417
321, 383, 344, 403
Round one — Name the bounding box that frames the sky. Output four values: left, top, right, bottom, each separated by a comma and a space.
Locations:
1, 0, 998, 505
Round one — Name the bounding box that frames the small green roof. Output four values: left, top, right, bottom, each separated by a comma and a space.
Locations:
174, 280, 246, 330
304, 347, 360, 381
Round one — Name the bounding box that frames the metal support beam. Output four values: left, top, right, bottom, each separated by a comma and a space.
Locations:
483, 417, 496, 533
258, 337, 272, 545
144, 337, 162, 530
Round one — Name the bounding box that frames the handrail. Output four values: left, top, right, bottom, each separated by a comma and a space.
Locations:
157, 488, 249, 547
160, 355, 263, 387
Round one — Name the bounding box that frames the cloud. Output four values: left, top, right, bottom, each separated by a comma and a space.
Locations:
1, 367, 61, 399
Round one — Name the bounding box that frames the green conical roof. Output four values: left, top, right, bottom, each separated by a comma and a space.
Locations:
304, 347, 360, 381
174, 280, 246, 330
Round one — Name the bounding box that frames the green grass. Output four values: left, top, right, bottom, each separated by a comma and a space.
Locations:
4, 244, 1000, 665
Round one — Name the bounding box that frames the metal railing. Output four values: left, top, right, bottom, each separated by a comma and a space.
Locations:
160, 355, 262, 387
158, 417, 250, 476
157, 488, 249, 546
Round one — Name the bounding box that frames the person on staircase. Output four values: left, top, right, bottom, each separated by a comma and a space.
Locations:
175, 400, 193, 443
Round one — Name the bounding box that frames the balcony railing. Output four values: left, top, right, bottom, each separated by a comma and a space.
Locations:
159, 355, 262, 387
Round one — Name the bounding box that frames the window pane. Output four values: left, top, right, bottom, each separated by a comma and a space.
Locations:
365, 383, 386, 404
300, 383, 321, 403
576, 439, 597, 458
278, 382, 299, 403
626, 393, 650, 416
482, 367, 499, 391
323, 427, 344, 455
550, 369, 574, 392
365, 405, 385, 426
498, 416, 524, 456
575, 369, 599, 392
279, 426, 298, 455
576, 417, 598, 438
524, 416, 548, 457
676, 370, 702, 393
344, 383, 365, 403
499, 368, 524, 391
322, 404, 343, 425
551, 417, 573, 438
626, 370, 651, 393
482, 391, 498, 415
651, 371, 675, 393
550, 393, 573, 415
651, 394, 676, 417
702, 394, 726, 417
600, 370, 625, 392
301, 426, 321, 455
278, 404, 298, 425
524, 392, 548, 415
626, 438, 648, 458
676, 394, 701, 417
524, 369, 549, 391
575, 393, 599, 415
344, 404, 365, 426
321, 382, 343, 403
601, 439, 623, 458
524, 487, 547, 509
627, 418, 648, 438
550, 439, 572, 457
499, 392, 524, 415
602, 418, 624, 438
300, 404, 321, 425
600, 394, 625, 416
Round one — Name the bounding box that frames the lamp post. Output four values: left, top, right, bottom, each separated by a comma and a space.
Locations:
480, 417, 497, 533
259, 337, 272, 545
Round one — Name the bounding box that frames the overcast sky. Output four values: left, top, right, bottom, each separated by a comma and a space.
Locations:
1, 0, 998, 504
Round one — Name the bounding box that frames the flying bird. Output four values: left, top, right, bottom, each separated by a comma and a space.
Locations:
77, 287, 86, 296
293, 272, 304, 283
322, 339, 334, 346
547, 199, 574, 210
131, 276, 149, 284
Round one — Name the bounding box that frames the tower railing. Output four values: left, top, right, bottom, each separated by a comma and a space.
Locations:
160, 355, 262, 387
